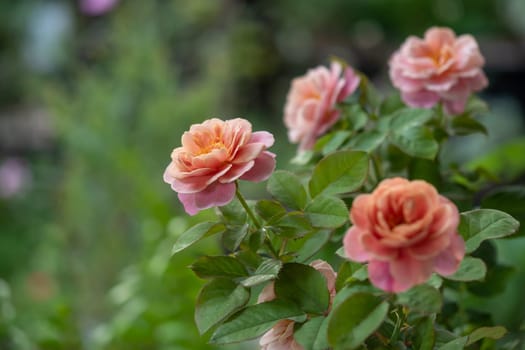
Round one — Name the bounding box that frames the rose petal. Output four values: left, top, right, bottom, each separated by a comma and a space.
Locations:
239, 151, 276, 182
178, 182, 236, 215
343, 226, 370, 262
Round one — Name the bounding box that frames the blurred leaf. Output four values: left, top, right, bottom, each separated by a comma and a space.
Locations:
396, 285, 442, 314
380, 92, 404, 115
304, 195, 348, 228
267, 170, 308, 210
467, 138, 525, 180
450, 115, 488, 135
240, 258, 282, 287
465, 95, 489, 115
209, 299, 306, 344
344, 104, 368, 131
459, 209, 520, 253
255, 199, 287, 223
291, 150, 315, 165
222, 224, 249, 252
295, 316, 328, 350
327, 292, 389, 349
390, 126, 438, 159
195, 279, 250, 334
322, 131, 352, 155
387, 108, 438, 159
349, 130, 387, 152
274, 263, 330, 314
445, 257, 486, 282
408, 158, 441, 187
466, 326, 507, 345
438, 336, 468, 350
359, 75, 382, 111
172, 222, 225, 255
190, 256, 248, 279
309, 150, 369, 198
467, 264, 515, 296
413, 317, 436, 350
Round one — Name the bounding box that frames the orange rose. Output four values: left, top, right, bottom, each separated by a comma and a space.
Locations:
343, 178, 465, 292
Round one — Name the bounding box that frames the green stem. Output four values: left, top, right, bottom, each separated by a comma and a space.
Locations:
235, 183, 279, 258
235, 184, 262, 229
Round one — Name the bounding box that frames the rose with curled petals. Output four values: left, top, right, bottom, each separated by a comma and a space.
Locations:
389, 27, 488, 115
343, 177, 465, 293
163, 118, 276, 215
284, 62, 360, 151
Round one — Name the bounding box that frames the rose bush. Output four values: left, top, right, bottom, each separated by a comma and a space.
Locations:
163, 118, 275, 215
284, 62, 360, 150
343, 177, 465, 292
389, 27, 487, 114
165, 26, 521, 350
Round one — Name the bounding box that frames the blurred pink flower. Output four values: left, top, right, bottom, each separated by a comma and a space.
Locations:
0, 158, 31, 199
284, 62, 360, 151
163, 118, 275, 215
343, 178, 465, 293
79, 0, 118, 15
389, 27, 488, 115
258, 260, 337, 350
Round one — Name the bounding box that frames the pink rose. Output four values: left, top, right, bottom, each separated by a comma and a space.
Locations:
79, 0, 118, 15
258, 260, 337, 350
343, 178, 465, 293
389, 27, 488, 115
284, 62, 360, 151
163, 118, 275, 215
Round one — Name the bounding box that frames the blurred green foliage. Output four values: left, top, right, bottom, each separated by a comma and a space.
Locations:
0, 0, 524, 349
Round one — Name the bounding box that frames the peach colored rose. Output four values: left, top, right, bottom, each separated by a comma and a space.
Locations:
389, 27, 488, 115
343, 178, 465, 293
163, 118, 275, 215
257, 260, 337, 350
284, 62, 360, 151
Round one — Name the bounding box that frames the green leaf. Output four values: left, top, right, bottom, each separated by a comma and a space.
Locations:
222, 224, 249, 251
255, 199, 287, 223
481, 186, 525, 237
295, 229, 332, 262
273, 212, 312, 238
274, 263, 330, 314
390, 126, 438, 159
291, 150, 315, 165
466, 326, 507, 345
438, 336, 468, 350
309, 150, 369, 198
295, 316, 328, 350
209, 299, 306, 344
459, 209, 520, 253
322, 131, 352, 155
349, 130, 387, 152
396, 285, 442, 314
450, 115, 488, 135
380, 92, 404, 115
327, 292, 389, 349
343, 104, 368, 131
218, 200, 247, 225
267, 170, 308, 210
389, 108, 435, 129
445, 257, 486, 281
413, 317, 436, 350
172, 222, 225, 255
386, 108, 438, 159
240, 259, 282, 287
190, 256, 248, 279
335, 261, 368, 290
304, 195, 348, 228
195, 279, 250, 334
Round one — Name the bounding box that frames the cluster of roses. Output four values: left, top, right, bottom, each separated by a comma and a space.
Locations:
163, 27, 487, 349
